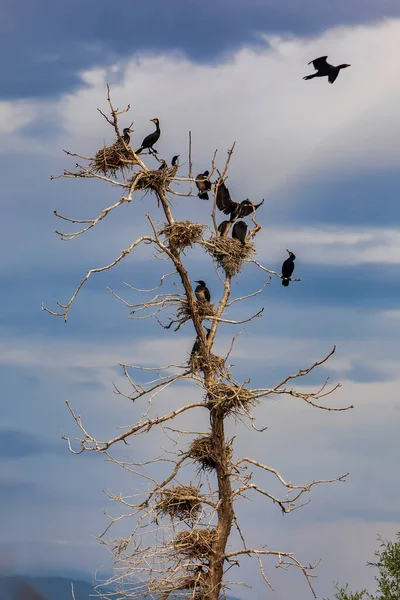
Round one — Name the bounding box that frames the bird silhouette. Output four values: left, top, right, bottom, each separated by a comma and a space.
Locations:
136, 118, 160, 154
195, 280, 211, 302
195, 171, 212, 200
303, 56, 351, 84
232, 221, 248, 245
216, 180, 264, 222
281, 250, 296, 287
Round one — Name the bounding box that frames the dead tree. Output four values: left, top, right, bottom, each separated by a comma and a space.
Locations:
44, 87, 353, 600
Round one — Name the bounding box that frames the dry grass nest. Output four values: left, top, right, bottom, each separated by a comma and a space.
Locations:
91, 141, 136, 177
128, 165, 178, 195
205, 235, 255, 277
177, 299, 216, 323
207, 382, 258, 416
155, 485, 202, 521
174, 528, 217, 559
189, 435, 232, 471
190, 351, 225, 374
160, 221, 205, 252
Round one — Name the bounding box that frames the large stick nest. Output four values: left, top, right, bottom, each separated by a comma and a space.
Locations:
205, 235, 255, 277
190, 351, 225, 374
160, 221, 205, 253
91, 141, 137, 177
207, 382, 259, 417
155, 485, 202, 521
188, 435, 232, 472
174, 528, 217, 559
128, 165, 178, 195
175, 299, 216, 330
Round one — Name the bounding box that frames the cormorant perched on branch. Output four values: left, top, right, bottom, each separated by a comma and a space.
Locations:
303, 56, 351, 84
232, 221, 248, 245
195, 171, 212, 200
281, 250, 296, 287
122, 128, 133, 145
172, 154, 180, 166
190, 327, 211, 361
218, 220, 231, 237
195, 280, 211, 302
136, 118, 160, 154
216, 181, 264, 222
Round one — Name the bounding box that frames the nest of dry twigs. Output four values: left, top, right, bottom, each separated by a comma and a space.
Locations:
128, 165, 178, 196
205, 236, 255, 277
178, 299, 215, 322
189, 435, 232, 471
160, 221, 205, 253
174, 529, 217, 559
190, 351, 225, 374
207, 382, 258, 417
91, 141, 136, 177
155, 485, 202, 521
147, 572, 206, 600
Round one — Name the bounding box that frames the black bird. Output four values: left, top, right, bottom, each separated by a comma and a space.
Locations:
158, 159, 168, 170
218, 220, 231, 237
303, 56, 351, 84
232, 221, 248, 245
216, 181, 264, 222
171, 154, 180, 166
195, 280, 211, 302
195, 170, 212, 200
122, 127, 133, 145
281, 250, 296, 287
190, 327, 211, 361
136, 118, 160, 154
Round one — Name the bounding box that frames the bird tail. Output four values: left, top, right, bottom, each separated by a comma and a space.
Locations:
135, 147, 144, 155
282, 278, 290, 287
198, 192, 209, 200
303, 74, 316, 81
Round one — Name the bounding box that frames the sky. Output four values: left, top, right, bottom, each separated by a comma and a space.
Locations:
2, 1, 400, 599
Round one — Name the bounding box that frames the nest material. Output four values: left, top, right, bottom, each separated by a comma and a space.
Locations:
190, 351, 225, 374
178, 299, 216, 322
189, 435, 232, 472
160, 221, 205, 252
91, 141, 136, 177
155, 485, 202, 521
129, 165, 178, 195
174, 529, 217, 559
207, 382, 258, 417
205, 235, 255, 277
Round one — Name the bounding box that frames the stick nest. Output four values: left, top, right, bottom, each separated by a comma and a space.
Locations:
174, 529, 217, 559
91, 141, 136, 177
205, 236, 255, 277
207, 382, 258, 417
175, 299, 216, 329
160, 221, 205, 253
190, 351, 225, 374
155, 485, 202, 521
129, 165, 178, 195
189, 435, 232, 471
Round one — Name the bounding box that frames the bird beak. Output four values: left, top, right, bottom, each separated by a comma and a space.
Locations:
286, 249, 290, 254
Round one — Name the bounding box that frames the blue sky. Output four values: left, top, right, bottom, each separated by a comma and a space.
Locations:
2, 2, 400, 599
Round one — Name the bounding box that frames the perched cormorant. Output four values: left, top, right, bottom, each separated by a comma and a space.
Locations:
195, 170, 212, 200
232, 220, 248, 245
195, 280, 211, 302
218, 220, 231, 237
158, 159, 168, 170
122, 127, 133, 145
281, 250, 296, 287
190, 327, 211, 361
172, 154, 180, 166
216, 181, 264, 222
136, 118, 160, 154
303, 56, 351, 84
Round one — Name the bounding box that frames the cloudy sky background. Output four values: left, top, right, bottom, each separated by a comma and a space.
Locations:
2, 2, 400, 599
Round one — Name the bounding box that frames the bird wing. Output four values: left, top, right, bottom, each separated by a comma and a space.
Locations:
309, 56, 329, 70
216, 181, 236, 215
328, 70, 339, 84
239, 198, 264, 217
204, 288, 211, 302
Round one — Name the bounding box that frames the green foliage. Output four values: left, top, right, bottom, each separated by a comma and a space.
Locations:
330, 583, 370, 600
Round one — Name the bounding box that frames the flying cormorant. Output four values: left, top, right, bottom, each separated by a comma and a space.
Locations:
232, 221, 248, 245
122, 127, 133, 145
303, 56, 351, 84
195, 171, 212, 200
218, 220, 231, 237
195, 280, 211, 302
281, 250, 296, 287
216, 181, 264, 222
136, 118, 160, 154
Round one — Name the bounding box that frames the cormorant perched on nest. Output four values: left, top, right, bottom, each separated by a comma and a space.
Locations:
303, 56, 351, 84
218, 220, 231, 237
281, 250, 296, 287
136, 118, 160, 154
232, 221, 248, 245
216, 181, 264, 222
190, 327, 211, 360
195, 280, 211, 302
158, 159, 168, 170
195, 171, 212, 200
122, 127, 133, 145
172, 154, 180, 166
